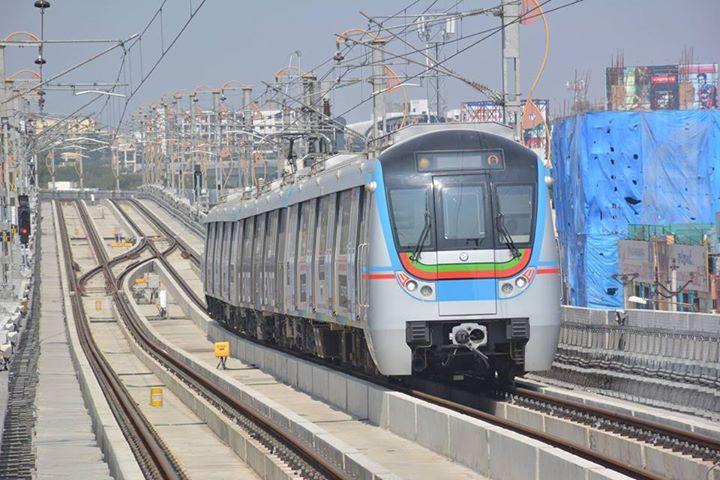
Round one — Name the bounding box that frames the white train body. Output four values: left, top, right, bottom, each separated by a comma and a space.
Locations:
203, 124, 561, 379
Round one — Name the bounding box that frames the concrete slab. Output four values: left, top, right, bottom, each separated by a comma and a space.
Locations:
487, 428, 539, 480
35, 202, 114, 480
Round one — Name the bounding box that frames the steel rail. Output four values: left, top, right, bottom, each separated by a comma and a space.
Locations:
55, 201, 186, 480
509, 386, 720, 461
128, 198, 202, 267
124, 197, 680, 480
98, 200, 346, 480
112, 201, 204, 309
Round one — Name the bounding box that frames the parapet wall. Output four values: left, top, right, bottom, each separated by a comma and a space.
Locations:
535, 305, 720, 420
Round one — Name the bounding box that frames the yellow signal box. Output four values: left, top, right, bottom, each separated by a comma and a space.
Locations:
214, 341, 230, 358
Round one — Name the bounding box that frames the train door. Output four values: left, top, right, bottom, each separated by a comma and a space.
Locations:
296, 200, 317, 316
334, 189, 360, 322
229, 221, 239, 304
314, 194, 336, 317
263, 210, 278, 310
213, 222, 224, 301
202, 223, 211, 289
432, 175, 497, 316
285, 205, 299, 313
222, 221, 233, 301
233, 220, 244, 305
241, 216, 254, 306
356, 188, 372, 323
204, 223, 212, 294
253, 214, 266, 310
275, 208, 287, 313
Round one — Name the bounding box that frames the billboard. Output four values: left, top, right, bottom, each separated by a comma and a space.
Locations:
668, 244, 708, 292
617, 240, 708, 292
679, 63, 718, 110
607, 63, 718, 111
606, 65, 679, 110
460, 99, 549, 152
618, 240, 653, 284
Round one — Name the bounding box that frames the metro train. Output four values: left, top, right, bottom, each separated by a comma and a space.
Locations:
202, 123, 561, 381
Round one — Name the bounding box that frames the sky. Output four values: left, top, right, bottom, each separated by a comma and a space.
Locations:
1, 0, 718, 128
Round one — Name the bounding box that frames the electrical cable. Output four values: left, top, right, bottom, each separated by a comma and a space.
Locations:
2, 37, 136, 105
110, 0, 208, 144
335, 0, 584, 121
520, 0, 552, 159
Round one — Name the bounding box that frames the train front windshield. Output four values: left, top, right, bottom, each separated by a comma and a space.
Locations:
385, 149, 536, 253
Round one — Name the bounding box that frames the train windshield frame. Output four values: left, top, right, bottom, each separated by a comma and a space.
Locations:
384, 148, 537, 253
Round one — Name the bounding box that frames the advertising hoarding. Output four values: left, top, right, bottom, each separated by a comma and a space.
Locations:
460, 99, 549, 152
607, 63, 718, 111
618, 240, 653, 284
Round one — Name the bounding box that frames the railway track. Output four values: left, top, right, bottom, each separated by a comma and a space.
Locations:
55, 201, 186, 480
80, 199, 345, 480
125, 196, 720, 480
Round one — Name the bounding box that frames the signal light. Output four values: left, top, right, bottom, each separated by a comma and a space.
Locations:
18, 195, 31, 246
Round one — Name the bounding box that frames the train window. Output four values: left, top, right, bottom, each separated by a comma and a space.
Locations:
434, 175, 493, 250
388, 187, 433, 250
495, 185, 534, 244
441, 186, 486, 241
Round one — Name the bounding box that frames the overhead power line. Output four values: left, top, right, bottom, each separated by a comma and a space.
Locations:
111, 0, 208, 143
335, 0, 584, 120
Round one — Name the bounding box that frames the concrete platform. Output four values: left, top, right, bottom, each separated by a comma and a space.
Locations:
34, 202, 113, 480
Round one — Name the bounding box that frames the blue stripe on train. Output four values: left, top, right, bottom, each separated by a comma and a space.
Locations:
435, 279, 497, 301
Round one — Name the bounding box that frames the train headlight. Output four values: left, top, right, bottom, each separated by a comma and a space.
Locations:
420, 285, 433, 297
515, 277, 527, 288
406, 280, 418, 292
501, 283, 514, 295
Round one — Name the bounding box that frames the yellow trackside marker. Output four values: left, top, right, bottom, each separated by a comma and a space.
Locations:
95, 299, 102, 311
110, 241, 133, 248
150, 387, 163, 407
215, 341, 230, 369
214, 341, 230, 358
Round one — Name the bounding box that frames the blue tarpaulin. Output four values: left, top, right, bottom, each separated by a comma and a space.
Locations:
551, 110, 720, 308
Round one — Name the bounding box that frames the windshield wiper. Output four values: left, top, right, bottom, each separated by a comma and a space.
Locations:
496, 213, 520, 259
410, 210, 431, 262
